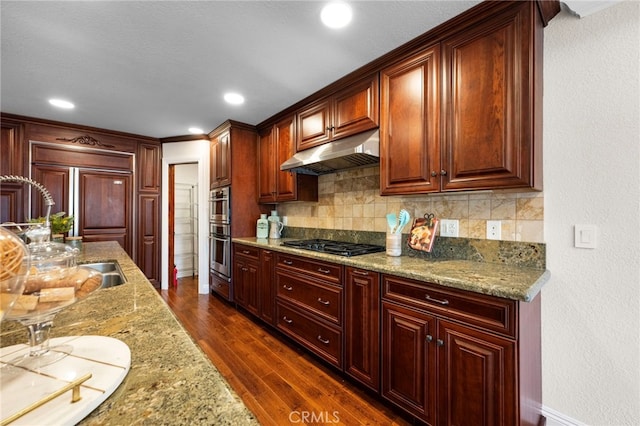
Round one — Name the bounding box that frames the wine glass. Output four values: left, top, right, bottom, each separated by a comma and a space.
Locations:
3, 242, 102, 369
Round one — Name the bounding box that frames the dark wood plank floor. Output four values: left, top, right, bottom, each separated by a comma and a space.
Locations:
158, 277, 414, 426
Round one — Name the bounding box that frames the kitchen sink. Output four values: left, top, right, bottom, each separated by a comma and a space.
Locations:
81, 262, 127, 288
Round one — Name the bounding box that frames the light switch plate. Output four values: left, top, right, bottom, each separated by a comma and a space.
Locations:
574, 224, 597, 249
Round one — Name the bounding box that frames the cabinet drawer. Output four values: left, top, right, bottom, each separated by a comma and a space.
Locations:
210, 272, 231, 301
382, 275, 516, 337
275, 253, 342, 284
276, 301, 342, 368
233, 244, 259, 259
276, 270, 343, 325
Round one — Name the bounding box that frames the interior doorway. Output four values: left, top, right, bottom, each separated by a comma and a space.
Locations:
168, 163, 199, 287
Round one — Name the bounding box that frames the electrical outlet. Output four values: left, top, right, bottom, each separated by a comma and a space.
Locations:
440, 219, 459, 237
486, 220, 502, 240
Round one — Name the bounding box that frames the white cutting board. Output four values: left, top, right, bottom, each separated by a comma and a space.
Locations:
0, 335, 130, 426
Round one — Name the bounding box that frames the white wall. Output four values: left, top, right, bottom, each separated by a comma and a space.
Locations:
543, 2, 640, 424
161, 140, 210, 294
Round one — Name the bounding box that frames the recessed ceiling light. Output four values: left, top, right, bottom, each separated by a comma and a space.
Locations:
188, 127, 204, 134
321, 2, 352, 29
48, 98, 75, 109
224, 93, 245, 105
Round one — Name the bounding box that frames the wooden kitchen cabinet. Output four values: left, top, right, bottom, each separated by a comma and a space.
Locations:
274, 252, 344, 368
345, 267, 380, 392
381, 273, 540, 425
380, 44, 441, 195
210, 130, 230, 189
0, 119, 25, 224
257, 116, 317, 204
233, 244, 260, 316
259, 249, 277, 326
381, 1, 543, 195
296, 73, 379, 151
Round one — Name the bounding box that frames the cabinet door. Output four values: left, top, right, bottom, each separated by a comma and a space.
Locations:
274, 116, 296, 201
382, 302, 436, 424
31, 165, 71, 218
258, 127, 276, 203
210, 131, 231, 188
345, 267, 380, 392
297, 99, 331, 151
438, 319, 516, 426
442, 2, 538, 191
234, 256, 259, 316
332, 74, 379, 141
78, 170, 132, 254
380, 45, 441, 195
259, 249, 276, 325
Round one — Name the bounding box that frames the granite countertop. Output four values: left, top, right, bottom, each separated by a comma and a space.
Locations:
233, 237, 550, 302
0, 241, 258, 426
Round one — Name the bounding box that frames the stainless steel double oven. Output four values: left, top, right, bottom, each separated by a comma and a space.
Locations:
209, 187, 231, 288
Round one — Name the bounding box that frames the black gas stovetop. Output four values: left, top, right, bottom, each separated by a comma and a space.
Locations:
282, 239, 385, 257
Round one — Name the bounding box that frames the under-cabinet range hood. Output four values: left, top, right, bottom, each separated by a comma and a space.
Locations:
280, 129, 379, 175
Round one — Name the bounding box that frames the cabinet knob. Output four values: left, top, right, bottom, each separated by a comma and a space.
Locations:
431, 171, 438, 177
440, 170, 448, 176
426, 334, 433, 342
437, 339, 444, 347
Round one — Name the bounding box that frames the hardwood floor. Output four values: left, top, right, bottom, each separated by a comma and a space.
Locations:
158, 277, 415, 426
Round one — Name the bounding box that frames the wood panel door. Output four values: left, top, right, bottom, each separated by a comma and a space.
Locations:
332, 74, 379, 141
78, 169, 132, 253
441, 2, 538, 191
382, 301, 436, 424
297, 99, 331, 150
0, 120, 25, 223
274, 116, 296, 201
259, 249, 276, 326
210, 131, 231, 188
345, 267, 380, 392
437, 319, 516, 426
258, 127, 276, 203
31, 164, 71, 219
380, 45, 441, 195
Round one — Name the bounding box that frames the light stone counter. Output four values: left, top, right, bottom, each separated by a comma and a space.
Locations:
234, 237, 550, 302
0, 241, 258, 425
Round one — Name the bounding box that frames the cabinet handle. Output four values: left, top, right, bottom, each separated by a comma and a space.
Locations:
242, 250, 251, 254
317, 335, 330, 344
426, 334, 433, 342
431, 171, 438, 177
325, 126, 335, 131
437, 339, 444, 347
282, 316, 293, 324
283, 259, 293, 265
317, 297, 330, 306
425, 294, 449, 305
440, 170, 448, 176
352, 270, 369, 276
283, 284, 293, 291
317, 268, 331, 274
241, 267, 248, 272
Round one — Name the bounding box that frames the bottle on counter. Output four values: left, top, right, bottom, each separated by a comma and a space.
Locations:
256, 214, 269, 238
267, 209, 279, 223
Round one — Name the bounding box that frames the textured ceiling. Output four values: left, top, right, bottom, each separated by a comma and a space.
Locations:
1, 1, 482, 138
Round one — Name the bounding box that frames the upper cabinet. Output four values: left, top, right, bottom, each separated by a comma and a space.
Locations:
380, 45, 441, 195
440, 2, 542, 192
258, 116, 318, 204
381, 1, 544, 195
209, 130, 231, 189
296, 73, 379, 151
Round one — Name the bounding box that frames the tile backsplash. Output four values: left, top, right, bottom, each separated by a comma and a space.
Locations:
277, 166, 544, 243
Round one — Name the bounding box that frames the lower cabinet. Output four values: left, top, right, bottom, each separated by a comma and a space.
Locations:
229, 245, 542, 425
382, 274, 539, 426
345, 267, 380, 392
274, 252, 344, 368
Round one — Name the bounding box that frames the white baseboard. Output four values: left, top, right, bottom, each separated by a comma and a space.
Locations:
542, 405, 587, 426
